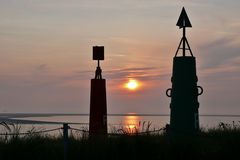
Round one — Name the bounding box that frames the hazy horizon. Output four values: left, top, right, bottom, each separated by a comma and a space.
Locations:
0, 0, 239, 115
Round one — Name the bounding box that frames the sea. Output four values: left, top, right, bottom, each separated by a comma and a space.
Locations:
1, 113, 240, 135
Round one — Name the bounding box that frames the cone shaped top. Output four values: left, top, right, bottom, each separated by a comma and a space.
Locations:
176, 7, 192, 28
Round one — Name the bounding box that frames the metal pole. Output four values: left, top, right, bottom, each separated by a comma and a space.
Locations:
183, 27, 186, 57
63, 123, 69, 160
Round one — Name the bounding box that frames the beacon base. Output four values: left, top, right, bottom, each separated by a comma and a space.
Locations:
89, 79, 107, 136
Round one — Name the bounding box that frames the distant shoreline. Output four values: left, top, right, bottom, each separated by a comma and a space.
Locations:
1, 113, 240, 125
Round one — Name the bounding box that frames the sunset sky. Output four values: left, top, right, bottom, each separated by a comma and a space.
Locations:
0, 0, 239, 115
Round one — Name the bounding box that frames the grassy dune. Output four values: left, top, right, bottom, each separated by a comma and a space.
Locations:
1, 125, 240, 160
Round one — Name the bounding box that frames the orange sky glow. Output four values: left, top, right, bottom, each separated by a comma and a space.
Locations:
0, 1, 239, 115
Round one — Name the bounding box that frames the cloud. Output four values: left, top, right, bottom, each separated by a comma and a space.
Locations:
198, 36, 240, 71
104, 67, 168, 81
74, 67, 161, 79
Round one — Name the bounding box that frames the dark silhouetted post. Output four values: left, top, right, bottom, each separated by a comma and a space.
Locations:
63, 123, 69, 160
166, 7, 203, 134
89, 46, 107, 136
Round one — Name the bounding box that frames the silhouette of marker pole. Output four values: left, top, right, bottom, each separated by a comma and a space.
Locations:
89, 46, 107, 136
166, 7, 203, 134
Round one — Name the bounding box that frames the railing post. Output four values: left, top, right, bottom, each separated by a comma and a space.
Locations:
63, 123, 69, 160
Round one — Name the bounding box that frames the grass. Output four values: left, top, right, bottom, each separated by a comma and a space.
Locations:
1, 122, 240, 160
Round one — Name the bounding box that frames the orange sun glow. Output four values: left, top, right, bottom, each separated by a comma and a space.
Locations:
124, 79, 140, 91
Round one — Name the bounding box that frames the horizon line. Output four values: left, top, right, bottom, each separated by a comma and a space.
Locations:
1, 113, 240, 117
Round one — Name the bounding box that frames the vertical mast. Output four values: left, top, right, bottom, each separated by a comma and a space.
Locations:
183, 26, 186, 56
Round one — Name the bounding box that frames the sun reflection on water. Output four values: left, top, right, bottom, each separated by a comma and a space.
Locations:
124, 114, 140, 133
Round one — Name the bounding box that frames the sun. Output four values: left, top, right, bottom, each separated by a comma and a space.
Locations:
124, 79, 139, 91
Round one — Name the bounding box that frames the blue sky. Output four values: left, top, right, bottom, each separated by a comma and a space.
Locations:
0, 0, 239, 114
